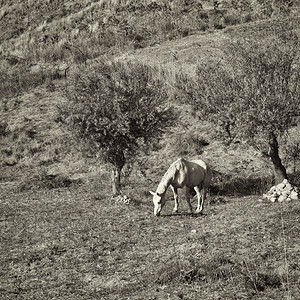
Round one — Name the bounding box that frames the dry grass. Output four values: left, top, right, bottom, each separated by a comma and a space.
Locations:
1, 182, 299, 299
2, 0, 298, 68
1, 3, 300, 299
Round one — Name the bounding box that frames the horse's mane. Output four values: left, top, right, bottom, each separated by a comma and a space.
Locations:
157, 159, 186, 193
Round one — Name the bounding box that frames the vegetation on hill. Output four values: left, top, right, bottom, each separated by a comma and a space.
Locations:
0, 0, 300, 188
59, 60, 175, 195
1, 2, 300, 300
1, 0, 299, 65
175, 27, 300, 183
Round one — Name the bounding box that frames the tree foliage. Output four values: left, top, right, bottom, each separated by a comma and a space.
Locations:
176, 29, 300, 182
60, 60, 175, 194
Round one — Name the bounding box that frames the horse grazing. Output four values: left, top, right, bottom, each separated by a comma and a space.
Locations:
150, 158, 212, 216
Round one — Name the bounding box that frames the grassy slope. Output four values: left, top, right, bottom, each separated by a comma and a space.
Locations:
2, 21, 285, 185
1, 1, 300, 185
1, 1, 300, 299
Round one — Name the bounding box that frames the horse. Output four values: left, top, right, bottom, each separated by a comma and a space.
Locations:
150, 158, 212, 216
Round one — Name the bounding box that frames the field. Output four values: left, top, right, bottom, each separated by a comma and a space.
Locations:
1, 181, 299, 300
1, 0, 300, 299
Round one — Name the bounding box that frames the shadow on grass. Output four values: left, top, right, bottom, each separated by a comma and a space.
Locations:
210, 174, 275, 196
160, 212, 207, 218
210, 171, 300, 197
154, 253, 283, 297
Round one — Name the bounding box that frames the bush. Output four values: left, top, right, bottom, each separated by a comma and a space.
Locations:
223, 12, 241, 26
0, 63, 50, 99
167, 131, 209, 156
17, 169, 82, 191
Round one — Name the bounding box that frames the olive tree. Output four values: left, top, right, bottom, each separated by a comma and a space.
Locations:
60, 60, 175, 195
176, 31, 299, 183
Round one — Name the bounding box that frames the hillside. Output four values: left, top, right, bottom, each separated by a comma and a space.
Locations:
1, 2, 300, 300
1, 1, 299, 65
0, 0, 300, 192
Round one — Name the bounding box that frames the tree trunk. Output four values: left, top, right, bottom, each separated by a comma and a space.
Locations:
268, 133, 288, 184
111, 167, 122, 196
224, 121, 232, 140
111, 150, 126, 196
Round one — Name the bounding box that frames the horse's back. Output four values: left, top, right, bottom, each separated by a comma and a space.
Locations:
171, 158, 212, 188
191, 159, 209, 170
185, 159, 210, 187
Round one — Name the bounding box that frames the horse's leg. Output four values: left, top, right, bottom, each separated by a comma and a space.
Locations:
185, 187, 193, 214
171, 186, 179, 214
195, 186, 205, 214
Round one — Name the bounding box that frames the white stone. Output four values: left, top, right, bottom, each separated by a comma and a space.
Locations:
285, 183, 293, 191
290, 191, 299, 201
281, 191, 289, 197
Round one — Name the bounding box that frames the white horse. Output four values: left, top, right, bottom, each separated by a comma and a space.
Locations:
150, 158, 212, 216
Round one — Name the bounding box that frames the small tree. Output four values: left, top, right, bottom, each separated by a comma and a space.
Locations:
60, 60, 175, 195
176, 30, 299, 183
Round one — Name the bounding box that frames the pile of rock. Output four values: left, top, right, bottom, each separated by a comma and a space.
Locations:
262, 179, 299, 202
113, 194, 131, 204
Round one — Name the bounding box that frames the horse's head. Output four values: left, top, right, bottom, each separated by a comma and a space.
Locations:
150, 191, 166, 216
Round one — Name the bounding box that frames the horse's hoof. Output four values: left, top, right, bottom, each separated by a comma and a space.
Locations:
187, 210, 193, 214
172, 210, 178, 214
195, 209, 203, 214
